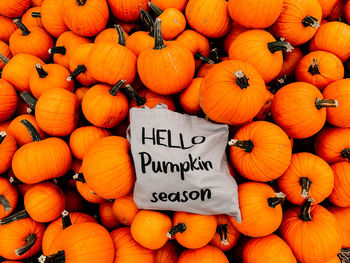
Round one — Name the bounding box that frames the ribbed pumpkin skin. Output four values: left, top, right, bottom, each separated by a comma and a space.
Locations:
42, 212, 96, 255
271, 0, 322, 46
47, 222, 115, 263
229, 30, 284, 83
328, 206, 350, 248
75, 87, 89, 103
177, 245, 229, 263
95, 27, 129, 43
0, 0, 31, 18
200, 60, 266, 126
112, 195, 139, 225
99, 202, 120, 230
107, 0, 149, 22
228, 0, 283, 29
125, 31, 154, 57
40, 0, 68, 37
319, 0, 338, 17
271, 82, 328, 139
180, 78, 203, 115
329, 162, 350, 206
0, 176, 17, 219
229, 121, 292, 182
82, 136, 135, 199
155, 240, 178, 263
277, 47, 303, 79
0, 15, 17, 43
327, 0, 346, 21
0, 79, 17, 123
323, 78, 350, 127
314, 127, 350, 164
309, 22, 350, 62
230, 182, 283, 237
280, 205, 342, 263
158, 8, 186, 40
0, 131, 16, 174
111, 227, 155, 263
0, 40, 11, 69
295, 51, 344, 91
243, 234, 297, 263
22, 7, 43, 29
223, 23, 247, 54
151, 0, 188, 11
185, 0, 231, 38
210, 215, 240, 251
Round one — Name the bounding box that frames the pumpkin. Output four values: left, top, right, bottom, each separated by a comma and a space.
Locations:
278, 152, 334, 205
112, 194, 139, 225
276, 47, 303, 79
177, 245, 229, 263
280, 198, 342, 263
95, 24, 130, 43
29, 63, 75, 99
82, 136, 135, 199
42, 210, 96, 255
0, 53, 44, 93
129, 87, 175, 110
155, 240, 178, 263
8, 114, 45, 146
14, 98, 34, 116
107, 0, 149, 22
345, 0, 350, 23
50, 31, 91, 69
168, 212, 217, 249
242, 234, 297, 263
82, 81, 129, 128
180, 78, 203, 115
185, 0, 231, 38
254, 88, 274, 121
230, 182, 285, 237
41, 222, 115, 262
329, 162, 350, 207
0, 79, 17, 122
229, 121, 292, 182
64, 188, 85, 212
309, 22, 350, 62
0, 131, 16, 175
75, 87, 89, 103
0, 41, 11, 69
24, 182, 66, 223
0, 0, 31, 18
32, 0, 44, 6
271, 0, 322, 46
210, 215, 240, 251
9, 19, 54, 62
327, 0, 346, 21
295, 51, 344, 91
322, 78, 350, 127
200, 60, 266, 126
314, 127, 350, 164
328, 206, 350, 248
12, 119, 72, 184
73, 172, 106, 204
229, 30, 293, 83
271, 82, 338, 139
228, 0, 283, 29
137, 19, 195, 95
151, 0, 188, 11
0, 15, 17, 43
0, 176, 17, 219
40, 0, 68, 37
131, 210, 172, 250
223, 23, 247, 55
319, 0, 338, 18
111, 227, 155, 263
99, 201, 120, 230
69, 126, 111, 160
21, 7, 43, 29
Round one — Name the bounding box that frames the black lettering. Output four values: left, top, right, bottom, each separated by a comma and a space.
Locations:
150, 192, 158, 202
201, 189, 211, 201
198, 156, 204, 169
139, 152, 151, 173
156, 129, 167, 146
202, 161, 213, 171
179, 133, 193, 149
159, 192, 167, 202
152, 161, 163, 173
189, 154, 200, 170
192, 136, 206, 145
168, 192, 180, 202
181, 191, 188, 202
142, 127, 156, 145
179, 161, 190, 180
168, 130, 181, 149
189, 191, 200, 200
162, 161, 179, 173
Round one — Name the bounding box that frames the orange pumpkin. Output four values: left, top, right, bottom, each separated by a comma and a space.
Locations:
155, 240, 178, 263
126, 20, 155, 57
99, 201, 120, 230
73, 172, 106, 204
129, 87, 175, 110
0, 15, 17, 43
276, 47, 303, 79
151, 0, 188, 11
0, 176, 17, 219
75, 87, 89, 103
112, 194, 139, 225
229, 121, 292, 182
131, 210, 172, 250
210, 215, 240, 251
21, 7, 43, 29
230, 182, 285, 237
95, 24, 130, 44
223, 23, 247, 55
329, 162, 350, 207
327, 0, 346, 21
319, 0, 338, 18
0, 0, 31, 18
0, 131, 16, 175
107, 0, 150, 22
64, 188, 85, 212
200, 60, 266, 126
180, 78, 203, 115
39, 0, 69, 37
328, 206, 350, 248
177, 245, 229, 263
0, 41, 11, 69
0, 79, 17, 122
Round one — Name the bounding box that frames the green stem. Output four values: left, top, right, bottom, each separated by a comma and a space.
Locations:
267, 192, 286, 208
209, 48, 222, 64
38, 251, 65, 263
72, 173, 86, 183
234, 70, 250, 89
14, 233, 36, 256
315, 98, 338, 109
140, 9, 155, 36
154, 18, 166, 50
0, 210, 30, 225
302, 16, 320, 28
268, 38, 293, 54
67, 65, 86, 81
194, 52, 214, 64
61, 210, 72, 229
115, 24, 126, 46
124, 84, 146, 106
31, 12, 41, 18
20, 92, 37, 109
0, 195, 11, 213
341, 148, 350, 161
298, 198, 314, 221
308, 58, 320, 75
148, 1, 163, 16
216, 224, 229, 245
300, 177, 312, 198
20, 119, 41, 142
35, 63, 48, 78
109, 79, 127, 96
0, 53, 10, 64
228, 139, 254, 153
13, 19, 31, 36
48, 46, 66, 55
76, 0, 87, 6
167, 223, 187, 238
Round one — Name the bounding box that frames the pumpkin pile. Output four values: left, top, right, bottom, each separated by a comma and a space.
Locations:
1, 0, 350, 262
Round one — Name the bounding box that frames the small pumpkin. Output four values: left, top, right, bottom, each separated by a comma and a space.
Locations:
177, 245, 229, 263
328, 206, 350, 248
179, 78, 203, 115
75, 87, 89, 103
40, 0, 68, 37
155, 240, 178, 263
0, 0, 31, 18
151, 0, 188, 11
327, 0, 346, 21
210, 215, 240, 251
95, 24, 130, 44
0, 176, 17, 219
112, 194, 139, 225
319, 0, 338, 18
21, 7, 43, 29
276, 47, 303, 79
107, 0, 150, 22
129, 87, 175, 110
223, 23, 247, 55
99, 201, 120, 230
73, 172, 106, 204
0, 41, 11, 69
329, 161, 350, 207
0, 15, 17, 43
0, 131, 17, 174
0, 79, 17, 122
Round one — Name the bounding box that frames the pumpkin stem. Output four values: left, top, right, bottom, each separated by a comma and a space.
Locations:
115, 24, 126, 46
216, 224, 229, 245
268, 38, 294, 54
35, 63, 48, 78
0, 53, 10, 64
0, 131, 6, 144
298, 198, 315, 221
9, 176, 23, 185
140, 9, 155, 37
0, 194, 11, 213
14, 233, 36, 256
72, 173, 86, 183
67, 65, 87, 81
209, 48, 222, 64
109, 79, 127, 96
124, 84, 147, 106
38, 251, 65, 263
234, 70, 250, 89
62, 210, 72, 229
269, 75, 288, 95
154, 18, 166, 50
76, 0, 87, 6
338, 248, 350, 262
267, 192, 286, 208
300, 177, 312, 198
228, 139, 254, 153
31, 12, 41, 18
315, 98, 338, 109
20, 92, 37, 109
302, 16, 320, 28
308, 58, 320, 75
148, 1, 163, 16
0, 210, 30, 225
341, 148, 350, 161
167, 223, 187, 238
20, 119, 41, 142
48, 46, 66, 55
194, 52, 214, 65
13, 19, 31, 36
